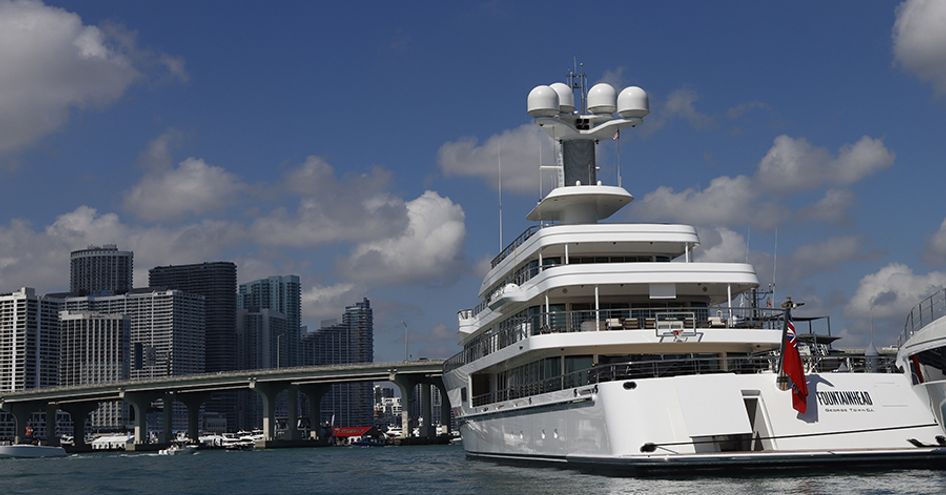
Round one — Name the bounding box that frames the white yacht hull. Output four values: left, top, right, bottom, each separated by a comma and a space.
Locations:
0, 445, 68, 459
452, 371, 946, 471
899, 308, 946, 434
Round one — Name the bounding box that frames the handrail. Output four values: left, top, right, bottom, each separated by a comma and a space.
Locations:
444, 305, 786, 373
491, 225, 542, 268
470, 353, 897, 407
899, 287, 946, 347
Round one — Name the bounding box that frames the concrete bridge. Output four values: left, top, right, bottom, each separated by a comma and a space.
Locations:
0, 360, 447, 449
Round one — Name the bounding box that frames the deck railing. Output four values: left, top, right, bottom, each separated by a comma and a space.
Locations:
470, 354, 897, 407
899, 287, 946, 347
445, 306, 785, 373
491, 225, 542, 269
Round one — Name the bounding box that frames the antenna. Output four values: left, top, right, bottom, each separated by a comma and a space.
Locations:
567, 57, 588, 113
772, 228, 778, 304
401, 320, 409, 361
498, 145, 503, 251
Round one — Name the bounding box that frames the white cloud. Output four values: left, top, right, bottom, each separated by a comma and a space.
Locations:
342, 191, 466, 285
846, 263, 946, 320
632, 175, 783, 228
301, 282, 362, 321
137, 129, 182, 172
438, 124, 554, 193
756, 136, 894, 194
798, 189, 855, 224
925, 218, 946, 264
0, 205, 245, 292
662, 89, 713, 129
893, 0, 946, 95
694, 227, 748, 263
123, 157, 246, 221
0, 0, 180, 155
251, 156, 408, 246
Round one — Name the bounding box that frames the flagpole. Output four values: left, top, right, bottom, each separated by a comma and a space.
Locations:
776, 298, 792, 391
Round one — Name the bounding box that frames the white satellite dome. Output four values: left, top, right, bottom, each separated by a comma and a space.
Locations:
527, 85, 560, 117
549, 82, 575, 113
617, 86, 649, 118
587, 83, 617, 115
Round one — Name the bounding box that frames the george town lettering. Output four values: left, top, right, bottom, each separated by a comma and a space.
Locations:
816, 390, 873, 407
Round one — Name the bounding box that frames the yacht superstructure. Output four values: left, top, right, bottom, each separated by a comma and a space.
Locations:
442, 69, 946, 472
898, 289, 946, 434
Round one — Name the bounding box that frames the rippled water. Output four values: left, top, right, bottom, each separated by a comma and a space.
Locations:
1, 444, 944, 495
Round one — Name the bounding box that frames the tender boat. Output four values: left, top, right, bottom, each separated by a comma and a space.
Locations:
158, 444, 199, 456
0, 444, 67, 459
898, 288, 946, 435
441, 67, 946, 473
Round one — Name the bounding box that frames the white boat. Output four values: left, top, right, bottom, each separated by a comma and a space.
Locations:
441, 68, 946, 473
897, 288, 946, 437
0, 444, 67, 458
158, 444, 198, 456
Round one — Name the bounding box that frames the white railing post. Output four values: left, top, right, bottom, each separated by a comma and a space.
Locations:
727, 284, 733, 327
595, 285, 600, 331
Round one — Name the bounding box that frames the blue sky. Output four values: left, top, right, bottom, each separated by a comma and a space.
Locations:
1, 0, 945, 358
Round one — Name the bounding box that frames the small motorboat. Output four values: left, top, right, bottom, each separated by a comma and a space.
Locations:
158, 444, 198, 456
0, 444, 68, 459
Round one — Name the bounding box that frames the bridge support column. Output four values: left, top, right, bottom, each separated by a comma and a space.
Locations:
45, 403, 59, 446
433, 377, 451, 436
251, 382, 286, 441
4, 402, 41, 444
60, 402, 96, 449
392, 375, 420, 439
177, 392, 209, 444
286, 386, 299, 441
161, 393, 174, 444
122, 392, 162, 445
420, 383, 433, 439
299, 384, 330, 440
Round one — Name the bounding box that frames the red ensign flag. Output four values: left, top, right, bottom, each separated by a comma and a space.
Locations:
784, 318, 809, 413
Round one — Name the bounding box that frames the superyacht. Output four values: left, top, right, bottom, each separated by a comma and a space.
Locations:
442, 68, 946, 472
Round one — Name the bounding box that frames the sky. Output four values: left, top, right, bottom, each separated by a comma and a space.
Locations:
1, 0, 946, 358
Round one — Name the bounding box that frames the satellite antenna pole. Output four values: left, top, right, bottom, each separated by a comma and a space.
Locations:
498, 145, 504, 251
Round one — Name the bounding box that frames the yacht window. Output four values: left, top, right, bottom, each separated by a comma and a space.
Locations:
460, 387, 468, 403
914, 347, 946, 382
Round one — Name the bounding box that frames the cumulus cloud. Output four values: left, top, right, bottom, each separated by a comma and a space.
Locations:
301, 282, 363, 322
123, 157, 247, 221
661, 89, 714, 129
251, 156, 408, 246
846, 263, 946, 320
0, 205, 245, 292
925, 218, 946, 264
756, 136, 894, 194
342, 191, 466, 285
438, 124, 554, 193
0, 0, 182, 156
798, 189, 855, 224
893, 0, 946, 95
694, 227, 748, 263
790, 236, 878, 279
631, 135, 892, 228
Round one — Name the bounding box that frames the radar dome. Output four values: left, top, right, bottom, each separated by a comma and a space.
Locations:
527, 85, 560, 117
587, 83, 617, 115
617, 86, 649, 118
549, 82, 575, 113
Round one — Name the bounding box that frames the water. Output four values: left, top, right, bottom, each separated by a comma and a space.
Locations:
1, 444, 944, 495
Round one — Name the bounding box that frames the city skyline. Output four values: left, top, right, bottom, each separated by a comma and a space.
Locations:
1, 1, 946, 361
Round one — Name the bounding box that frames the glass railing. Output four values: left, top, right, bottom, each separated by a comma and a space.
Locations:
491, 225, 542, 268
900, 288, 946, 346
445, 306, 786, 373
470, 353, 897, 407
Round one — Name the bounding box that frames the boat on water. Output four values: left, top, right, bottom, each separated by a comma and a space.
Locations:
898, 288, 946, 435
441, 68, 946, 473
158, 444, 199, 456
0, 444, 67, 459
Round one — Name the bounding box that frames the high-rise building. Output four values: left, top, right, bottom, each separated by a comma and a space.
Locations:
61, 289, 205, 381
0, 288, 61, 392
301, 298, 374, 426
70, 245, 133, 295
239, 275, 301, 366
148, 262, 236, 430
58, 311, 130, 430
236, 309, 288, 429
0, 288, 61, 441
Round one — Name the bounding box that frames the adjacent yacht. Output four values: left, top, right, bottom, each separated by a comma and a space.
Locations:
898, 288, 946, 434
442, 70, 946, 472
